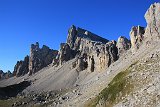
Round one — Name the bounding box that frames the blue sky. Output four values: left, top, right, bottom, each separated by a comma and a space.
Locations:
0, 0, 159, 72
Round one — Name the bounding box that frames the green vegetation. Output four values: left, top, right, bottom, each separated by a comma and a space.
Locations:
85, 64, 135, 107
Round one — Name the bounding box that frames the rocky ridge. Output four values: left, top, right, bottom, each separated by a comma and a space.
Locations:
11, 42, 58, 77
28, 42, 58, 75
83, 2, 160, 107
53, 25, 131, 73
0, 2, 159, 107
1, 25, 131, 79
0, 70, 12, 80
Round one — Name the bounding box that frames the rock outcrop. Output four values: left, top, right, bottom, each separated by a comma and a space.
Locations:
53, 25, 119, 72
117, 36, 131, 56
13, 55, 29, 77
0, 70, 4, 80
12, 42, 58, 77
4, 71, 12, 79
145, 3, 160, 39
0, 70, 12, 80
130, 3, 160, 51
58, 43, 76, 65
130, 26, 145, 50
28, 42, 58, 75
67, 25, 109, 50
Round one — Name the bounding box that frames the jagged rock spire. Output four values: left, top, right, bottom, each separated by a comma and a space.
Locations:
145, 2, 160, 39
130, 26, 145, 50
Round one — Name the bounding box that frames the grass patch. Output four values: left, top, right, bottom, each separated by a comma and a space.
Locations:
85, 66, 134, 107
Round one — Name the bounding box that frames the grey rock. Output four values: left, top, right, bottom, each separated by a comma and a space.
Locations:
77, 55, 88, 72
0, 70, 4, 80
13, 55, 29, 77
53, 43, 76, 65
67, 25, 109, 50
0, 70, 12, 80
117, 36, 131, 56
130, 26, 145, 50
90, 56, 95, 72
4, 70, 12, 79
106, 40, 119, 67
28, 42, 58, 75
53, 25, 118, 72
145, 3, 160, 39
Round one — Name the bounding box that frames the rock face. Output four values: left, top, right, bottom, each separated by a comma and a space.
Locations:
0, 70, 12, 80
130, 26, 145, 50
67, 25, 109, 50
58, 43, 76, 65
12, 42, 58, 77
117, 36, 131, 56
145, 3, 160, 39
13, 56, 29, 77
130, 3, 160, 51
4, 71, 12, 79
0, 70, 4, 80
28, 42, 58, 75
54, 25, 119, 72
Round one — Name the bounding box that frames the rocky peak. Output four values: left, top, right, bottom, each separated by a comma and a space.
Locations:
5, 70, 12, 79
13, 55, 29, 77
117, 36, 131, 56
67, 25, 77, 49
31, 42, 40, 52
145, 2, 160, 39
53, 25, 119, 73
67, 25, 109, 50
0, 70, 12, 80
12, 42, 58, 77
130, 26, 145, 50
29, 42, 58, 75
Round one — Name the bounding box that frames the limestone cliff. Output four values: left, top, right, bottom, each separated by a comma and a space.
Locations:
130, 26, 145, 50
145, 3, 160, 39
13, 55, 29, 77
28, 42, 58, 75
117, 36, 131, 56
12, 42, 58, 77
53, 25, 119, 72
0, 70, 12, 80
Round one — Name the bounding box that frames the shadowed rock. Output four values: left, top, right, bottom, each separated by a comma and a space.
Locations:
0, 70, 12, 80
13, 55, 29, 77
0, 81, 31, 99
28, 42, 58, 75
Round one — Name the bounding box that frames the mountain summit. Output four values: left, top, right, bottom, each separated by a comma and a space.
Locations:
0, 2, 160, 107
